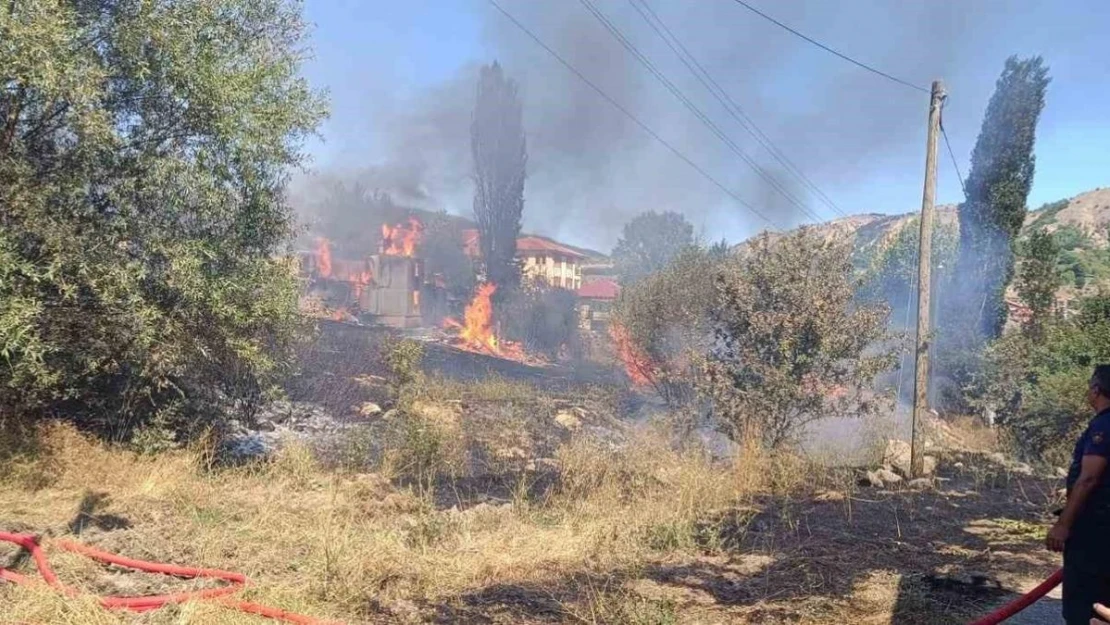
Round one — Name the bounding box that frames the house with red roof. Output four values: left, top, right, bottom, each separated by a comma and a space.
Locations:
576, 278, 620, 331
462, 229, 588, 289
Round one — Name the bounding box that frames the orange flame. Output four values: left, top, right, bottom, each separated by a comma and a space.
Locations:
381, 217, 423, 257
315, 238, 332, 278
445, 283, 499, 354
351, 270, 373, 301
609, 322, 655, 387
443, 283, 532, 363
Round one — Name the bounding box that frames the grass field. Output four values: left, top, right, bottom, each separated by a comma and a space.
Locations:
0, 394, 1063, 624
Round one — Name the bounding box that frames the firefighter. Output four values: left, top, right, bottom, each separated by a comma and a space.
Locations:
1047, 365, 1110, 624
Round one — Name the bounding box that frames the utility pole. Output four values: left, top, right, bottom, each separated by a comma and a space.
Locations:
910, 80, 945, 478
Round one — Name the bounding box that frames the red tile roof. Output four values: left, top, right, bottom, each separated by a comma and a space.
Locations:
461, 229, 588, 259
577, 279, 620, 300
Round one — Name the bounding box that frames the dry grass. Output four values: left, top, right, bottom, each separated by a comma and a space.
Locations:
0, 403, 1061, 625
0, 420, 777, 624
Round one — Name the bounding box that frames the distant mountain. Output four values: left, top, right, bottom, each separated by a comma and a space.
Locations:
737, 187, 1110, 304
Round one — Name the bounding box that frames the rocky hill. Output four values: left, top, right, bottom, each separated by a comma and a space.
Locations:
808, 187, 1108, 250
792, 187, 1110, 298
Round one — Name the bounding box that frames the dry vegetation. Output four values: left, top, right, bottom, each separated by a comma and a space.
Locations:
0, 380, 1065, 625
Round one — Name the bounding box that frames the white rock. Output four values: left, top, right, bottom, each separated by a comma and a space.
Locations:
883, 439, 913, 476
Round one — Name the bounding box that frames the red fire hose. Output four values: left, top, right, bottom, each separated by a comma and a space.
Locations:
0, 531, 343, 624
966, 568, 1064, 625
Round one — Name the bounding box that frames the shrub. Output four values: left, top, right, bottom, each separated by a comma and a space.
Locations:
502, 284, 580, 360
701, 229, 896, 448
383, 338, 426, 399
0, 0, 325, 441
610, 247, 718, 406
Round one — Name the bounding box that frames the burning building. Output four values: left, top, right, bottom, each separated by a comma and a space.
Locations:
300, 219, 428, 328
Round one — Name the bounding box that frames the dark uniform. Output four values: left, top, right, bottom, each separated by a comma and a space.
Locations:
1063, 408, 1110, 624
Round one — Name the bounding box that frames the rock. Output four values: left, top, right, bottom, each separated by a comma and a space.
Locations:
883, 439, 913, 476
908, 478, 933, 490
922, 455, 938, 476
554, 410, 582, 431
859, 469, 886, 488
359, 402, 383, 417
987, 452, 1008, 466
1055, 466, 1069, 479
876, 468, 903, 485
953, 461, 965, 470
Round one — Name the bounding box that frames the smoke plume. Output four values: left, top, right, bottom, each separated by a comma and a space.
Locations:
301, 0, 1031, 251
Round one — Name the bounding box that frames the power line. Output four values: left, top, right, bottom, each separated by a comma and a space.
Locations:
941, 126, 965, 197
727, 0, 929, 95
628, 0, 848, 219
485, 0, 782, 229
577, 0, 828, 224
940, 111, 966, 199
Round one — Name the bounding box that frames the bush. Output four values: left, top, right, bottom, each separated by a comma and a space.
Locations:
501, 284, 580, 361
383, 338, 426, 400
982, 292, 1110, 460
701, 229, 896, 448
610, 247, 718, 406
0, 0, 325, 441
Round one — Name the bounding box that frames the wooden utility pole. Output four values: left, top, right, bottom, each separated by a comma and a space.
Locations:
910, 80, 946, 478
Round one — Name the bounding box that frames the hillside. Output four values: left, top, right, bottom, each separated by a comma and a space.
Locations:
791, 187, 1110, 295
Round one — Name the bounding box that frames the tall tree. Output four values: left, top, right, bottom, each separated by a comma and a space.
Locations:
471, 62, 526, 291
611, 211, 695, 285
953, 56, 1051, 339
0, 0, 325, 438
1016, 229, 1060, 339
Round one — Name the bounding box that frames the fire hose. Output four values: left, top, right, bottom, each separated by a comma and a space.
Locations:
0, 531, 343, 624
966, 567, 1064, 625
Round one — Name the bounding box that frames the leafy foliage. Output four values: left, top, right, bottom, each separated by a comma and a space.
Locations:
702, 229, 895, 448
611, 247, 718, 406
1015, 229, 1060, 338
501, 283, 580, 361
951, 56, 1050, 339
982, 293, 1110, 461
858, 217, 958, 321
0, 0, 325, 438
611, 211, 696, 285
471, 62, 526, 293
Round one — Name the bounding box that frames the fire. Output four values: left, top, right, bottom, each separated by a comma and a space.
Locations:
381, 217, 423, 257
609, 322, 655, 387
315, 237, 332, 278
444, 283, 499, 354
442, 283, 531, 363
351, 270, 373, 301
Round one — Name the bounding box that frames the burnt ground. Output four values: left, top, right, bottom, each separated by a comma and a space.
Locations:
412, 458, 1065, 625
287, 320, 623, 418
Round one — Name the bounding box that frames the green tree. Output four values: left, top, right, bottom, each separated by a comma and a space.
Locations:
859, 217, 958, 321
952, 56, 1051, 339
0, 0, 325, 438
982, 292, 1110, 462
702, 229, 895, 448
611, 247, 718, 406
471, 62, 526, 293
611, 211, 695, 285
1015, 229, 1060, 338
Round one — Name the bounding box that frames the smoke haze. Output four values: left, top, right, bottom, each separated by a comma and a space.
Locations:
298, 0, 1108, 252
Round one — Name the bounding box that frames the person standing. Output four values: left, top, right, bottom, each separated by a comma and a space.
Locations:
1047, 365, 1110, 624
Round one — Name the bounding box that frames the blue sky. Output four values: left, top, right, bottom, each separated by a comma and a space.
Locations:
299, 0, 1109, 251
